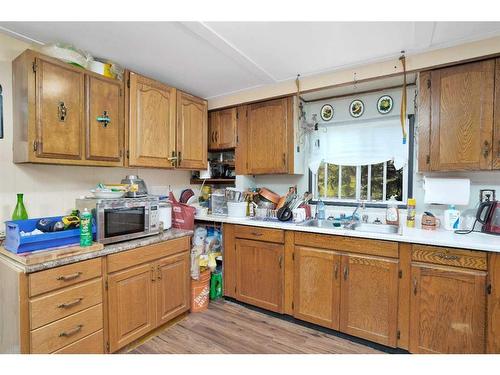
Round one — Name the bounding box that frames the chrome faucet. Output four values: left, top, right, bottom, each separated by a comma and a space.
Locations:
344, 200, 365, 229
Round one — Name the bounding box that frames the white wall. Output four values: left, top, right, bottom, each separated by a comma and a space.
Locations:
0, 34, 194, 225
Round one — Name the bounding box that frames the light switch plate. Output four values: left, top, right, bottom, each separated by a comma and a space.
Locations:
480, 189, 496, 203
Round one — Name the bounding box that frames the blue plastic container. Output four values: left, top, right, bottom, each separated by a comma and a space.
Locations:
4, 216, 95, 254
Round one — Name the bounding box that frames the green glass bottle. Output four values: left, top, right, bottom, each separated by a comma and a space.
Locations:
12, 193, 28, 220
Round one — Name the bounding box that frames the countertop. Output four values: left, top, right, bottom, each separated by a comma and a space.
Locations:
195, 214, 500, 253
0, 228, 193, 273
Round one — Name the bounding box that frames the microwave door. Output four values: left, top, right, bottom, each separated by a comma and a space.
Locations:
104, 206, 146, 239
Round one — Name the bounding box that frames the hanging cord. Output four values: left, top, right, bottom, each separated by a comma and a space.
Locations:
399, 53, 408, 145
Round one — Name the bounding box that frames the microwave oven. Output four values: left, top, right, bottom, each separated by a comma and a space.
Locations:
76, 196, 160, 244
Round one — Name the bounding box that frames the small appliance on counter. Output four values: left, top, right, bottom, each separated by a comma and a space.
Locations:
76, 196, 160, 244
121, 175, 148, 197
476, 200, 500, 235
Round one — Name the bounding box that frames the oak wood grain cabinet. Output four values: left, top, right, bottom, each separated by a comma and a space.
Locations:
237, 97, 301, 175
487, 253, 500, 353
235, 238, 284, 313
493, 58, 500, 169
176, 90, 208, 170
293, 246, 341, 329
409, 262, 487, 353
13, 49, 124, 167
126, 71, 177, 168
208, 107, 237, 151
418, 59, 495, 171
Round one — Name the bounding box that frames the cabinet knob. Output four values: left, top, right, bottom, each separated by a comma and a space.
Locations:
96, 111, 111, 127
413, 277, 418, 295
482, 140, 490, 159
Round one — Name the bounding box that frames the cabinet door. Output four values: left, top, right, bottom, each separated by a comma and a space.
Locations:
128, 72, 176, 168
86, 75, 123, 165
176, 91, 208, 169
235, 238, 284, 312
107, 263, 156, 352
340, 254, 399, 347
410, 263, 486, 354
156, 252, 190, 326
216, 108, 237, 149
294, 246, 341, 329
430, 60, 494, 171
247, 97, 291, 174
493, 59, 500, 169
208, 111, 220, 151
35, 56, 84, 160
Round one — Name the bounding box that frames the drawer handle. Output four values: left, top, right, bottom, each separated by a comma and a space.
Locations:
57, 298, 83, 309
413, 277, 418, 295
343, 266, 349, 281
334, 263, 339, 279
59, 324, 83, 337
157, 264, 162, 280
435, 252, 460, 261
250, 232, 263, 237
57, 272, 82, 281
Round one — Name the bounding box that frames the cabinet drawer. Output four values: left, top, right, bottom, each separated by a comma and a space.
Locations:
412, 245, 487, 271
29, 258, 102, 297
30, 278, 103, 330
54, 330, 104, 354
31, 304, 103, 354
107, 237, 190, 273
235, 225, 284, 243
295, 232, 399, 258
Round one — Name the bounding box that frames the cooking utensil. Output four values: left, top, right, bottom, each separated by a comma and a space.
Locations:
180, 189, 195, 204
121, 175, 148, 197
258, 188, 280, 205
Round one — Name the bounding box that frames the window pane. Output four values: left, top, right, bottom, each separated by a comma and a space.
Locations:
360, 165, 368, 200
386, 160, 403, 201
341, 166, 356, 199
371, 162, 384, 201
326, 163, 339, 198
317, 162, 325, 197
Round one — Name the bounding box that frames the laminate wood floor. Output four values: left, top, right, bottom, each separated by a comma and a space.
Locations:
129, 300, 383, 354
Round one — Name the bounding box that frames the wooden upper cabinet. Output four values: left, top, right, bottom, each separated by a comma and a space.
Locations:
410, 263, 486, 354
35, 56, 84, 160
420, 59, 495, 171
294, 246, 341, 330
86, 75, 123, 165
107, 263, 156, 352
127, 71, 176, 168
176, 91, 208, 170
245, 97, 294, 174
156, 252, 190, 326
209, 108, 237, 151
493, 59, 500, 170
340, 253, 399, 347
235, 238, 284, 313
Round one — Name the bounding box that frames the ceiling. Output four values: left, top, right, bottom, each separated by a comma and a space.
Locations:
1, 22, 500, 99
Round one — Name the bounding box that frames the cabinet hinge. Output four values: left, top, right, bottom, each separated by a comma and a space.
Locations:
427, 79, 431, 89
487, 284, 492, 295
236, 112, 239, 120
127, 79, 130, 88
33, 140, 41, 152
426, 155, 430, 164
106, 341, 110, 353
291, 301, 294, 310
32, 61, 37, 73
120, 88, 123, 97
126, 150, 130, 159
398, 270, 403, 279
234, 286, 237, 294
397, 330, 401, 340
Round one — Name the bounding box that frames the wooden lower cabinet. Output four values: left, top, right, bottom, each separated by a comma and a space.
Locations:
235, 238, 284, 313
107, 263, 156, 352
409, 263, 486, 353
293, 246, 341, 329
340, 253, 399, 347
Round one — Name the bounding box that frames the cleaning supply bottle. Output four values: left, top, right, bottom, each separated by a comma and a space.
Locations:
406, 198, 416, 228
444, 205, 461, 230
386, 195, 399, 225
12, 193, 28, 220
317, 198, 326, 220
79, 208, 93, 247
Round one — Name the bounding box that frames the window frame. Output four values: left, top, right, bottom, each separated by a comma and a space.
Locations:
308, 114, 415, 209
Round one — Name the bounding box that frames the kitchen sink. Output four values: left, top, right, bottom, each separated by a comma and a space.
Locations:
298, 219, 340, 229
351, 222, 399, 234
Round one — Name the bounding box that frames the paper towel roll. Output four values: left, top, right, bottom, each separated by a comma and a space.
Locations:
423, 177, 470, 205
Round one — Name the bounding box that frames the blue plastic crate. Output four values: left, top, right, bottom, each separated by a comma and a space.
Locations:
4, 216, 95, 254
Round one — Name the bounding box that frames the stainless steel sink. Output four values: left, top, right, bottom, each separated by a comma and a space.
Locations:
298, 219, 339, 229
351, 222, 399, 234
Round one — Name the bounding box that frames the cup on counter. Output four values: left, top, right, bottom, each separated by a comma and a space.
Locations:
292, 208, 306, 223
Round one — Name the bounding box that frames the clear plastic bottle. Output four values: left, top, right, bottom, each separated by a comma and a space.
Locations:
317, 198, 326, 220
406, 198, 416, 228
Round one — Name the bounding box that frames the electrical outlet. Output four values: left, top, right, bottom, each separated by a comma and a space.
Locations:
480, 189, 496, 203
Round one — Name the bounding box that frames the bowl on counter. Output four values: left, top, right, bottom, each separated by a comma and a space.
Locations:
90, 190, 126, 199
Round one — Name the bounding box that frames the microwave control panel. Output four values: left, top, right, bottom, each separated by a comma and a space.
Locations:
149, 204, 160, 231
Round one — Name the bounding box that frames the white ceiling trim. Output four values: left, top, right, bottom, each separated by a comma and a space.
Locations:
412, 22, 435, 50
179, 22, 277, 83
0, 25, 45, 45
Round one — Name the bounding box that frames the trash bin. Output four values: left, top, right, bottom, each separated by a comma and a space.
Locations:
191, 269, 211, 312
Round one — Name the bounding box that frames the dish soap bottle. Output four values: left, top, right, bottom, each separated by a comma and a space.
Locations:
406, 198, 416, 228
12, 193, 28, 220
444, 205, 461, 230
79, 208, 93, 247
317, 198, 326, 220
386, 196, 399, 225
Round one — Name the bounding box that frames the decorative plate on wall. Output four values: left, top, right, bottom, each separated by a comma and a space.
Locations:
349, 99, 364, 118
320, 104, 334, 121
377, 95, 393, 114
